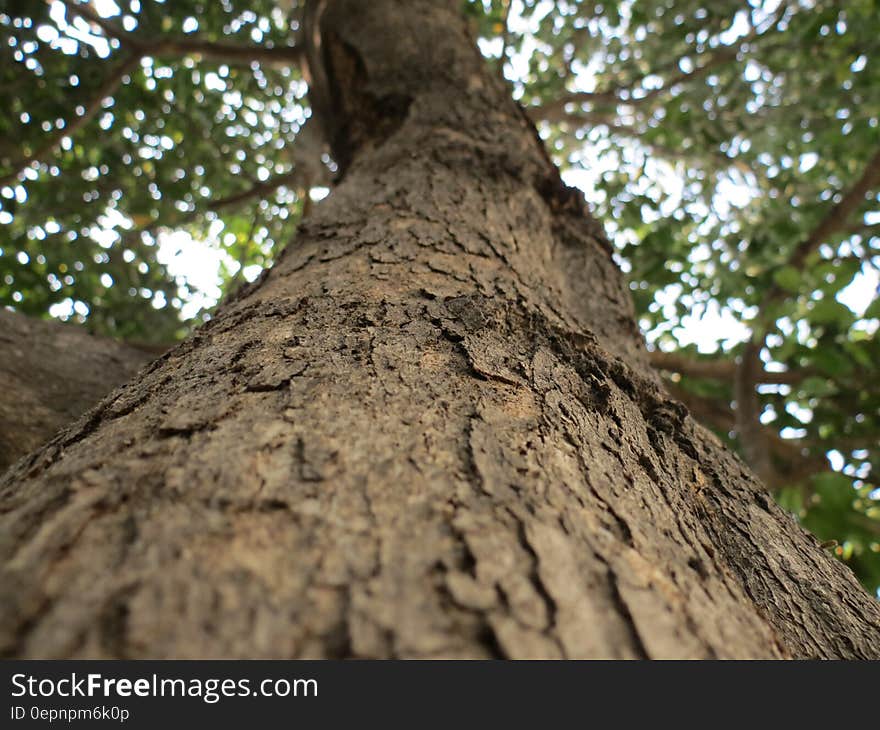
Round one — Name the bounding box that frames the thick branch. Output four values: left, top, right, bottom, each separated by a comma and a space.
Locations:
207, 170, 301, 213
734, 340, 775, 485
0, 309, 153, 473
146, 37, 303, 66
665, 380, 826, 491
649, 350, 804, 385
845, 220, 880, 242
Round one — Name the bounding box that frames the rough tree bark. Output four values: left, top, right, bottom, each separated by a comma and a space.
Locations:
1, 0, 878, 659
0, 309, 152, 473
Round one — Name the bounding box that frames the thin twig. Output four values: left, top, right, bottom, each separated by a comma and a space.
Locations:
533, 6, 784, 125
58, 0, 303, 66
0, 53, 140, 188
122, 169, 302, 238
758, 146, 880, 315
4, 0, 305, 186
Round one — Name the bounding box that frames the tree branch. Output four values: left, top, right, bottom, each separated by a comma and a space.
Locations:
649, 350, 805, 384
758, 146, 880, 315
0, 53, 140, 188
665, 380, 827, 491
148, 38, 303, 66
533, 44, 739, 124
725, 146, 880, 488
119, 168, 305, 242
0, 308, 152, 472
532, 6, 786, 126
734, 340, 776, 485
206, 170, 301, 213
4, 1, 305, 186
845, 220, 880, 242
59, 0, 303, 66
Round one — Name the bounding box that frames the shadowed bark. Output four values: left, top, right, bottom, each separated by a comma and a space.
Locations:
0, 0, 878, 659
0, 309, 152, 474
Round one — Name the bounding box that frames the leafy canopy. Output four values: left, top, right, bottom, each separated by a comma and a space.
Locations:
2, 0, 879, 592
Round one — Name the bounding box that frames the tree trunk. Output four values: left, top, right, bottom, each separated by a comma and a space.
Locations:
1, 0, 878, 659
0, 309, 152, 474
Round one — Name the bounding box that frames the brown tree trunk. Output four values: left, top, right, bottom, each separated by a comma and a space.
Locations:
1, 0, 878, 659
0, 309, 152, 474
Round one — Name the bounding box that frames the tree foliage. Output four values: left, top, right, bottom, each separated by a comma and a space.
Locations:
2, 0, 879, 592
0, 0, 312, 341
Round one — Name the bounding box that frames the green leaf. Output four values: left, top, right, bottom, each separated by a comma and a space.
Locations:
772, 265, 802, 293
864, 296, 880, 321
810, 299, 853, 326
800, 376, 836, 397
